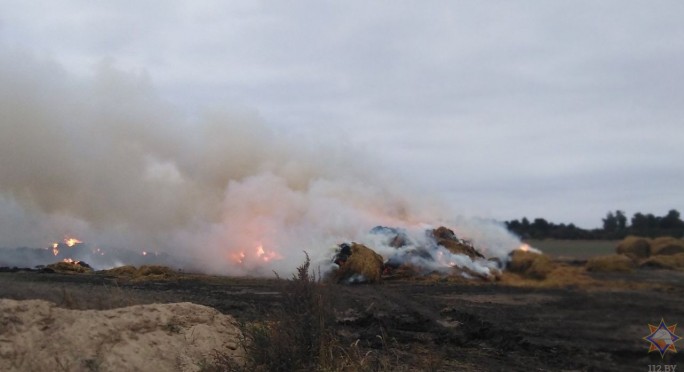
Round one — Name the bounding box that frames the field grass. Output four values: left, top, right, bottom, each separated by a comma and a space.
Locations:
525, 239, 619, 259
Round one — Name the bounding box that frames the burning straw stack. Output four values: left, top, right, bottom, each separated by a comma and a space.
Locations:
330, 226, 503, 284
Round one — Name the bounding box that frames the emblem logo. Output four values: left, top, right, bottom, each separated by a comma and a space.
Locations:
643, 318, 681, 358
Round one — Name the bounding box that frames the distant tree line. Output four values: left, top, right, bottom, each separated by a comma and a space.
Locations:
505, 209, 684, 240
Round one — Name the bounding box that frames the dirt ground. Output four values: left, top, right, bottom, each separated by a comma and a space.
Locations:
1, 265, 683, 371
0, 298, 244, 372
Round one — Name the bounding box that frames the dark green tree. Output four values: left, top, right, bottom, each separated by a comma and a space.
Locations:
615, 210, 628, 231
631, 212, 647, 231
505, 209, 684, 240
602, 211, 618, 233
521, 217, 530, 229
660, 209, 682, 229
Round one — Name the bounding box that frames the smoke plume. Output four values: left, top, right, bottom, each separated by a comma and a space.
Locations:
0, 48, 521, 275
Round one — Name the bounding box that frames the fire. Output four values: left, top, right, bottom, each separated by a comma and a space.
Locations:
231, 251, 246, 264
516, 243, 542, 254
64, 237, 82, 247
231, 243, 282, 265
142, 251, 147, 256
62, 258, 80, 264
49, 236, 83, 256
255, 244, 281, 262
434, 249, 455, 267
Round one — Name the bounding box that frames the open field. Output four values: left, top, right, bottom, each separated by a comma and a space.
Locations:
526, 239, 619, 259
1, 263, 683, 371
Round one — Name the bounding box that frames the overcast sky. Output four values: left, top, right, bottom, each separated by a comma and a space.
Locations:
2, 1, 683, 229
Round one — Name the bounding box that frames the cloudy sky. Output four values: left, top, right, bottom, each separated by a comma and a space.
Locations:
1, 1, 683, 229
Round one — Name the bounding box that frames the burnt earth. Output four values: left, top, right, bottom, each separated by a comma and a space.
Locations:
1, 269, 683, 371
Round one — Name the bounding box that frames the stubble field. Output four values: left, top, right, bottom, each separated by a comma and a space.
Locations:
1, 250, 682, 371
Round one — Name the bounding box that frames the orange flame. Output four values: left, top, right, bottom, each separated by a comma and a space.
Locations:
232, 251, 246, 264
63, 258, 80, 264
64, 237, 82, 247
255, 243, 281, 262
230, 243, 282, 265
518, 243, 531, 252
50, 236, 83, 256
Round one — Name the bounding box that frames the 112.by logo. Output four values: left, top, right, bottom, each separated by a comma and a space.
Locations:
643, 318, 680, 371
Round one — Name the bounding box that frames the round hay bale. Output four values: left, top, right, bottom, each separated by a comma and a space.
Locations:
640, 253, 684, 270
650, 237, 684, 256
586, 254, 636, 273
615, 236, 651, 259
335, 243, 384, 284
507, 250, 554, 280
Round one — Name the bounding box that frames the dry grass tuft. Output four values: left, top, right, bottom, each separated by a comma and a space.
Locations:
586, 254, 636, 273
102, 265, 138, 276
640, 253, 684, 270
500, 264, 596, 289
101, 265, 179, 281
507, 250, 554, 279
46, 262, 93, 274
650, 237, 684, 256
431, 226, 484, 260
543, 265, 596, 287
136, 265, 177, 277
239, 252, 336, 371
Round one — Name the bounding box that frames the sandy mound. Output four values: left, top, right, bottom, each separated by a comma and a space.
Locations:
0, 299, 244, 372
507, 250, 554, 279
640, 253, 684, 270
650, 237, 684, 256
615, 236, 651, 259
334, 243, 384, 284
586, 254, 636, 272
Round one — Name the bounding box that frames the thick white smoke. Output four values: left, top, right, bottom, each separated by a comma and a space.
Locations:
0, 48, 522, 275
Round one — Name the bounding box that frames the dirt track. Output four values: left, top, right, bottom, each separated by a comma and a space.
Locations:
1, 268, 683, 371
